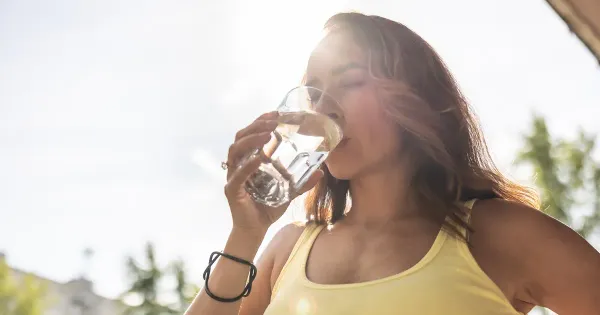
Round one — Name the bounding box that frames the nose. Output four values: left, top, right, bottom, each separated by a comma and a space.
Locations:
314, 90, 344, 127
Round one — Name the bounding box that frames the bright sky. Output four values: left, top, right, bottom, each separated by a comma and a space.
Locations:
1, 0, 599, 310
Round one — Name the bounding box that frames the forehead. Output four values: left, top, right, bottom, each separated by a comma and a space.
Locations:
306, 32, 366, 78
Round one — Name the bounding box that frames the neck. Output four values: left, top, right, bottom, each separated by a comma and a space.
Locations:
343, 160, 421, 227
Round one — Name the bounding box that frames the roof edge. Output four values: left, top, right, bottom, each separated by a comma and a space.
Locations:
546, 0, 600, 64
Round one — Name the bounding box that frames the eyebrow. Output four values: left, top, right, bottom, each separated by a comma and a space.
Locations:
305, 62, 365, 87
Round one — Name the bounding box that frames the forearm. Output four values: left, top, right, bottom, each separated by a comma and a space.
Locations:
185, 227, 266, 315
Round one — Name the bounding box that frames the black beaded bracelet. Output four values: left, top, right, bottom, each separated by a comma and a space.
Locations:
202, 251, 258, 303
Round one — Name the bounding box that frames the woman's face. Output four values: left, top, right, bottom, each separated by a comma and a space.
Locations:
305, 32, 402, 180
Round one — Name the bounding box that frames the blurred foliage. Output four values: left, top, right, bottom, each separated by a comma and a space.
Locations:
171, 258, 200, 309
122, 242, 199, 315
517, 114, 600, 238
0, 257, 47, 315
517, 114, 600, 315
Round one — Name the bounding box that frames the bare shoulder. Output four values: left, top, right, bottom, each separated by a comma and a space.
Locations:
470, 198, 594, 264
471, 198, 600, 314
470, 198, 590, 255
261, 222, 309, 289
470, 198, 561, 241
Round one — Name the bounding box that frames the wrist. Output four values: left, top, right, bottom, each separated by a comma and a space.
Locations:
224, 227, 267, 261
231, 225, 268, 239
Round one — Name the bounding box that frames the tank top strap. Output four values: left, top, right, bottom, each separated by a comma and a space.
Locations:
271, 222, 325, 299
445, 199, 477, 241
463, 199, 477, 242
291, 222, 324, 260
464, 199, 477, 211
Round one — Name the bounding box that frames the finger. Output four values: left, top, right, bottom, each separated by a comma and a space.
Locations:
294, 169, 324, 197
224, 155, 262, 198
234, 118, 278, 141
228, 132, 272, 166
257, 111, 279, 121
234, 111, 278, 141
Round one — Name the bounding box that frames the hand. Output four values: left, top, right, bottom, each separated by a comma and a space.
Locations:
224, 111, 323, 233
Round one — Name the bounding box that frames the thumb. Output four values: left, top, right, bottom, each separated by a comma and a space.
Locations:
297, 169, 324, 195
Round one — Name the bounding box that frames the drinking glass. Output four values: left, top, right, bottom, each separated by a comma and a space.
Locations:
241, 86, 344, 207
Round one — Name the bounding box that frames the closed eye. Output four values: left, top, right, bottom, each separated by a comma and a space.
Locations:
327, 113, 339, 119
341, 81, 365, 89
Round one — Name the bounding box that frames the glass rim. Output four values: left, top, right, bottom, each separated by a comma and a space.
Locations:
279, 85, 341, 111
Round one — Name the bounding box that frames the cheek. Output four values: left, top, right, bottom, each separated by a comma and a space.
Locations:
348, 97, 399, 156
325, 88, 400, 178
360, 117, 400, 160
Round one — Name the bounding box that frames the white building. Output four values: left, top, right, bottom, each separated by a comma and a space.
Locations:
3, 253, 126, 315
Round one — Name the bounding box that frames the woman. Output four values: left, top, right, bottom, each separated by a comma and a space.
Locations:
187, 12, 600, 315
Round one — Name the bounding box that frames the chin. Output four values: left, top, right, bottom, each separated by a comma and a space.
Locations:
324, 159, 355, 181
325, 141, 360, 180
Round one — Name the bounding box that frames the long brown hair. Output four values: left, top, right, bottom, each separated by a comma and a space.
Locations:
304, 12, 539, 239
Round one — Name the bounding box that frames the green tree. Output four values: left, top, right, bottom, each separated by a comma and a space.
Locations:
122, 243, 177, 315
0, 257, 47, 315
517, 115, 600, 315
122, 243, 200, 314
171, 259, 200, 312
517, 114, 600, 237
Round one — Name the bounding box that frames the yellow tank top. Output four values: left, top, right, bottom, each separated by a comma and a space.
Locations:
263, 200, 522, 315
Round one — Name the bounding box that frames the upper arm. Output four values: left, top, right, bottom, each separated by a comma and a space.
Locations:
238, 223, 306, 315
474, 199, 600, 314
